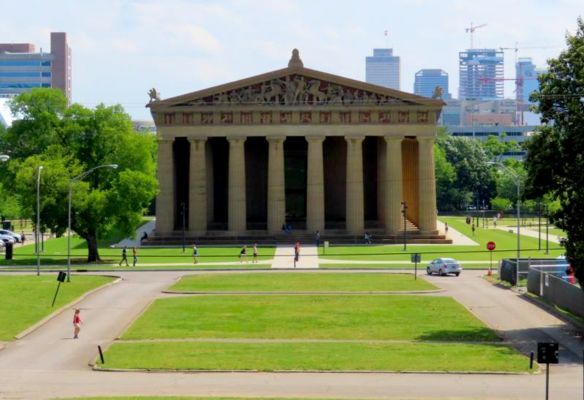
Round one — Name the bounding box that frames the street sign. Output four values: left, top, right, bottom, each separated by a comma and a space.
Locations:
487, 241, 496, 251
537, 342, 559, 364
411, 253, 421, 263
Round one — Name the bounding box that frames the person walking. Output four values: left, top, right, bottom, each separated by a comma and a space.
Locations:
119, 246, 129, 267
293, 241, 301, 268
73, 309, 82, 339
315, 230, 321, 248
471, 223, 476, 236
132, 247, 138, 267
252, 243, 259, 263
239, 245, 248, 263
444, 222, 449, 237
193, 244, 199, 264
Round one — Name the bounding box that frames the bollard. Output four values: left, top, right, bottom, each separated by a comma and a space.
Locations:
98, 345, 105, 364
529, 351, 534, 369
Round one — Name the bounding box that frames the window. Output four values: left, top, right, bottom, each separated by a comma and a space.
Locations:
41, 71, 51, 77
0, 82, 42, 88
0, 60, 41, 67
41, 60, 51, 66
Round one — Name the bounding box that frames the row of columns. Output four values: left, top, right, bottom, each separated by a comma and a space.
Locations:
156, 135, 437, 236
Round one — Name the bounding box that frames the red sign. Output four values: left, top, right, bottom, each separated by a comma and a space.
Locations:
487, 241, 496, 251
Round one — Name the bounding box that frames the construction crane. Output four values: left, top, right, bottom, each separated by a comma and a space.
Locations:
465, 22, 487, 49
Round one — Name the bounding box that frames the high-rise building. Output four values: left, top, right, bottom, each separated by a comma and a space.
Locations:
516, 57, 542, 105
414, 69, 450, 99
365, 48, 400, 90
0, 32, 71, 101
458, 49, 503, 100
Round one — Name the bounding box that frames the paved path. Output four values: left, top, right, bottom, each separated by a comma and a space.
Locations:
271, 244, 318, 269
436, 220, 478, 245
0, 269, 582, 399
498, 226, 562, 244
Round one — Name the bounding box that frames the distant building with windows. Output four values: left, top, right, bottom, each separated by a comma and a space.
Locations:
0, 32, 71, 101
516, 57, 544, 105
365, 48, 400, 90
413, 69, 450, 99
459, 49, 504, 100
0, 98, 13, 127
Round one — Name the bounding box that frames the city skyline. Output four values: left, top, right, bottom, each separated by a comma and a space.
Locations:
0, 0, 580, 120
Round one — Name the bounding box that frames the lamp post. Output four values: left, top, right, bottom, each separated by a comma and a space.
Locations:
67, 164, 118, 282
488, 161, 521, 285
36, 166, 43, 276
401, 201, 408, 251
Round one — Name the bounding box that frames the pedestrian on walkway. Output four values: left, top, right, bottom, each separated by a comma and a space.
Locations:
20, 231, 25, 245
73, 309, 82, 339
252, 243, 258, 263
364, 232, 372, 244
471, 223, 476, 236
193, 244, 199, 264
315, 230, 321, 248
293, 241, 300, 268
444, 222, 449, 237
239, 245, 248, 263
132, 247, 138, 267
119, 246, 129, 267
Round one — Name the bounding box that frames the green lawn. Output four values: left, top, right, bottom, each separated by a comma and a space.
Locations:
101, 341, 529, 373
0, 264, 269, 272
1, 236, 275, 266
319, 263, 491, 269
0, 275, 113, 340
319, 216, 563, 262
170, 273, 436, 292
122, 295, 497, 341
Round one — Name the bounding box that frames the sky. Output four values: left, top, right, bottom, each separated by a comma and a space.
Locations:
1, 0, 582, 120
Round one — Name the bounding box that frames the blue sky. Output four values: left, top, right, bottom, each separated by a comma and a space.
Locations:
1, 0, 581, 120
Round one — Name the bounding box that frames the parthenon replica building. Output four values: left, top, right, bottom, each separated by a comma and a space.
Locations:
148, 50, 446, 243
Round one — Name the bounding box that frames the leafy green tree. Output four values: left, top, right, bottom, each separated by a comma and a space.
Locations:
1, 89, 158, 262
434, 143, 457, 211
525, 18, 584, 288
490, 197, 512, 214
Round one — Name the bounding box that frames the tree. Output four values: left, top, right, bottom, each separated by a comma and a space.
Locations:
1, 89, 158, 262
434, 143, 457, 211
525, 18, 584, 288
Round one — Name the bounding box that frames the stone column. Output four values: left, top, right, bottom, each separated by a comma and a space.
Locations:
228, 137, 247, 233
188, 137, 207, 234
418, 136, 437, 233
306, 136, 325, 233
267, 136, 286, 234
345, 135, 365, 234
384, 136, 403, 234
155, 138, 175, 234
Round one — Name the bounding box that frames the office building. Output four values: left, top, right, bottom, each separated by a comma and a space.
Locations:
0, 32, 71, 101
516, 57, 542, 105
365, 49, 400, 90
414, 69, 450, 99
459, 49, 503, 100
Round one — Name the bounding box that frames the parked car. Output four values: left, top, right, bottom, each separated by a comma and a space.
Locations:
0, 229, 21, 243
427, 257, 462, 276
0, 234, 16, 245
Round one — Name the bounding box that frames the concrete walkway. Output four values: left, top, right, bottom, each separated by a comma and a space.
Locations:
498, 225, 562, 244
436, 220, 478, 245
271, 244, 318, 269
0, 270, 582, 399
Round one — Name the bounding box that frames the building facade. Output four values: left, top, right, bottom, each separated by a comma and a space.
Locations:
516, 58, 542, 105
149, 50, 443, 239
414, 69, 449, 99
458, 49, 504, 100
365, 49, 400, 90
0, 32, 71, 101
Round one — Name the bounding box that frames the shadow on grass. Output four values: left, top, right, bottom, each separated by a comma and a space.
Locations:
416, 327, 500, 342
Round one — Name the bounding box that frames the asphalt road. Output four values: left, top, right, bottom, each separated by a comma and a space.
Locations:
0, 269, 581, 399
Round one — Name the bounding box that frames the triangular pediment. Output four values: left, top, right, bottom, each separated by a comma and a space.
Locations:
150, 66, 443, 109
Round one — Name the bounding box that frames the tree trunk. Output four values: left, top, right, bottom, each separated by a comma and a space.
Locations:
86, 234, 101, 262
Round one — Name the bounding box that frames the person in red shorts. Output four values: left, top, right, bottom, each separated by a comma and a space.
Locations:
73, 309, 82, 339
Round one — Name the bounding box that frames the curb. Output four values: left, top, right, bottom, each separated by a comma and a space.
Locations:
520, 292, 584, 332
162, 289, 446, 295
91, 365, 536, 375
14, 276, 122, 340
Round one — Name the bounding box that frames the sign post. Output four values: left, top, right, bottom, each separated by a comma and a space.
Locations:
411, 253, 421, 280
52, 271, 67, 307
486, 241, 496, 276
537, 342, 559, 400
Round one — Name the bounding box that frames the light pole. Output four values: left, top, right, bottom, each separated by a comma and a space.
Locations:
488, 161, 521, 285
36, 166, 43, 276
67, 164, 118, 282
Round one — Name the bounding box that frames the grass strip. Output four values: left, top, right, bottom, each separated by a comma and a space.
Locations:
0, 275, 113, 340
101, 341, 530, 372
122, 295, 498, 342
170, 273, 437, 292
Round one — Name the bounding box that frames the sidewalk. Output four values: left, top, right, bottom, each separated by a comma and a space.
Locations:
497, 226, 562, 243
271, 245, 318, 269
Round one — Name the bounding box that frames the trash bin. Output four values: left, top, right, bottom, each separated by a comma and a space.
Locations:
2, 220, 10, 230
5, 242, 13, 260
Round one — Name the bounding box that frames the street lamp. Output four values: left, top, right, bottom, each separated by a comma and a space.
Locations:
36, 166, 43, 276
488, 161, 521, 284
67, 164, 118, 282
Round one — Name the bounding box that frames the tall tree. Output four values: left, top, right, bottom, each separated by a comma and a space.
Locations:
525, 18, 584, 288
1, 89, 158, 262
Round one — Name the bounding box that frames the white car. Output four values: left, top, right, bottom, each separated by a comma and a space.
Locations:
427, 257, 462, 276
0, 229, 21, 243
0, 234, 16, 245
